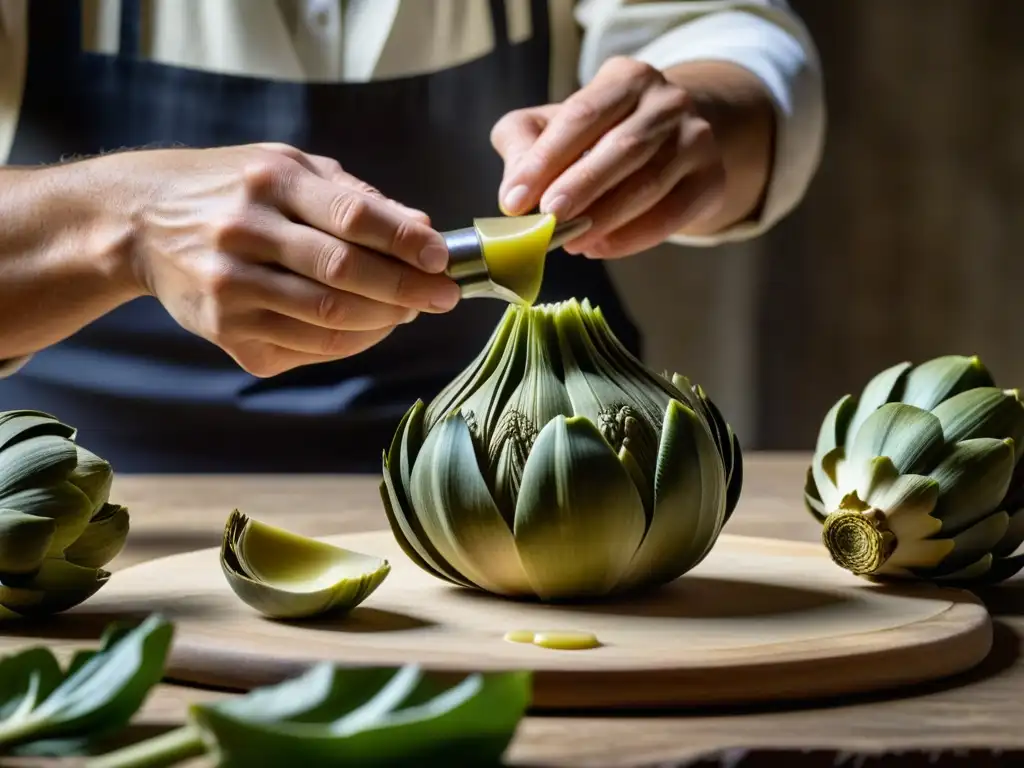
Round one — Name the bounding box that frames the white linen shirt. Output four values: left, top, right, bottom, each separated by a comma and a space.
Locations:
0, 0, 825, 376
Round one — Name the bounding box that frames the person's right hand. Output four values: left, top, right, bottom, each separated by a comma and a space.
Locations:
96, 142, 460, 377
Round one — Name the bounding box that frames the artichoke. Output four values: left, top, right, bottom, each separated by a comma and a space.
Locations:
0, 410, 128, 619
805, 354, 1024, 585
380, 298, 742, 601
221, 509, 391, 620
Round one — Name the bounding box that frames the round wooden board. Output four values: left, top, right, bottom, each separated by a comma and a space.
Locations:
76, 531, 991, 710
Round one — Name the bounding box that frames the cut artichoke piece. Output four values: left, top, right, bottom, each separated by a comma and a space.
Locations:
381, 299, 743, 601
0, 410, 127, 620
806, 355, 1024, 585
220, 509, 391, 620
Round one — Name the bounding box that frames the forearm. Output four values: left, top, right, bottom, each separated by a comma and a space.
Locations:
0, 163, 141, 361
662, 60, 775, 236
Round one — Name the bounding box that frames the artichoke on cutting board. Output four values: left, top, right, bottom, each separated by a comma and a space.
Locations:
380, 298, 743, 601
0, 410, 128, 619
805, 354, 1024, 584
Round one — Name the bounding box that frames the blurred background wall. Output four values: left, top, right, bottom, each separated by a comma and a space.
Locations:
608, 0, 1024, 451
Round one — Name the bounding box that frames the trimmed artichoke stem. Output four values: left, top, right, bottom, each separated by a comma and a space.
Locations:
821, 508, 897, 575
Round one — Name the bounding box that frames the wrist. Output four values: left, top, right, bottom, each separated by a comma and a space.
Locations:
661, 60, 776, 233
37, 157, 147, 302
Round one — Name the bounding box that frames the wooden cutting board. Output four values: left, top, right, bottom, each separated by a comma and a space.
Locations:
70, 531, 991, 710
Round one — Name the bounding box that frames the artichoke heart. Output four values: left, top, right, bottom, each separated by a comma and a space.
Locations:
220, 509, 391, 620
380, 298, 743, 601
0, 410, 127, 619
805, 354, 1024, 585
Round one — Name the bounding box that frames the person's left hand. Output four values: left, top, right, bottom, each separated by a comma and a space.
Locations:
491, 56, 727, 260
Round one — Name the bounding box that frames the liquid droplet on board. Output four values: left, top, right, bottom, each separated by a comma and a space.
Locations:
503, 629, 601, 650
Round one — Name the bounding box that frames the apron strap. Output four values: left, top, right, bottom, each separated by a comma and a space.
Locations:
27, 0, 81, 58
488, 0, 510, 51
119, 0, 142, 58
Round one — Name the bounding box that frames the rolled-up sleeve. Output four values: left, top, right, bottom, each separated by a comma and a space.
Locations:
574, 0, 826, 245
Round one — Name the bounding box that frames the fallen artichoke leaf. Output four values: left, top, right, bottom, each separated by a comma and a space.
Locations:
0, 614, 173, 757
87, 662, 532, 768
220, 509, 391, 620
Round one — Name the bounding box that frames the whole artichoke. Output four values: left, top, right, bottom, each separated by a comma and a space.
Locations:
0, 410, 129, 619
380, 298, 742, 601
805, 355, 1024, 585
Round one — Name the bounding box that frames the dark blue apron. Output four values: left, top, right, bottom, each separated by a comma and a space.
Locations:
0, 0, 641, 472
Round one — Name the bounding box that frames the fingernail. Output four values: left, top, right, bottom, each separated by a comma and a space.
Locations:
541, 194, 572, 221
403, 309, 419, 324
502, 184, 530, 215
419, 244, 449, 273
430, 281, 461, 311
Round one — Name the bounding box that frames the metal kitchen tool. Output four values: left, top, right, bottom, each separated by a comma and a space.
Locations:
442, 215, 592, 304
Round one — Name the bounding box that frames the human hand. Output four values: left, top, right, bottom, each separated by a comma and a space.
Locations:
99, 143, 460, 377
491, 56, 727, 259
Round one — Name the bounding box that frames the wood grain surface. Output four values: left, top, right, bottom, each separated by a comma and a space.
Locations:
68, 530, 991, 709
3, 453, 1023, 767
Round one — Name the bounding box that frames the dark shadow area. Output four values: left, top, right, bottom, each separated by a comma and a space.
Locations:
527, 618, 1020, 718
110, 528, 223, 555
0, 597, 225, 641
267, 606, 436, 633
974, 581, 1024, 617
452, 576, 849, 619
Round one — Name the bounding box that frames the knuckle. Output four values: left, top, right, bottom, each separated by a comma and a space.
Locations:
613, 131, 646, 162
562, 97, 598, 127
605, 55, 657, 82
657, 86, 693, 115
331, 192, 371, 235
388, 216, 418, 257
241, 155, 293, 196
195, 256, 235, 299
209, 213, 252, 250
315, 241, 354, 286
318, 328, 351, 357
315, 290, 345, 326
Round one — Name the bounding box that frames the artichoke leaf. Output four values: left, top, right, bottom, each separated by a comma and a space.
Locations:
976, 553, 1024, 585
860, 464, 942, 541
0, 413, 75, 453
513, 415, 646, 599
0, 482, 94, 556
932, 554, 994, 583
900, 354, 994, 411
555, 302, 663, 429
848, 402, 945, 477
993, 508, 1024, 558
812, 447, 845, 512
408, 413, 531, 596
932, 387, 1024, 449
220, 510, 391, 621
0, 509, 55, 576
457, 310, 531, 449
843, 362, 912, 454
815, 394, 856, 457
804, 469, 828, 523
622, 399, 725, 588
0, 436, 78, 498
488, 309, 573, 520
424, 307, 519, 429
66, 446, 113, 516
927, 437, 1015, 534
0, 559, 109, 618
383, 402, 473, 588
62, 503, 129, 570
907, 511, 1011, 577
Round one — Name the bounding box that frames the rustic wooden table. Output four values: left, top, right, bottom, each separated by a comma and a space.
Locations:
4, 453, 1023, 767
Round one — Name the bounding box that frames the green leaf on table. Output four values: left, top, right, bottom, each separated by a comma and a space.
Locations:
0, 613, 173, 756
90, 662, 532, 768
